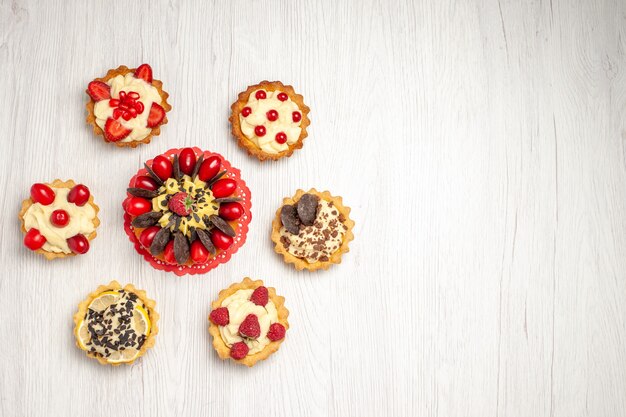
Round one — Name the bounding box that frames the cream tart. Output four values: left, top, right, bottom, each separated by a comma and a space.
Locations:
208, 278, 288, 367
230, 81, 310, 161
271, 189, 354, 271
19, 180, 100, 259
86, 64, 171, 147
73, 281, 159, 366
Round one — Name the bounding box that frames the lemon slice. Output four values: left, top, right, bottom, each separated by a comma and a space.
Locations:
133, 305, 151, 336
106, 347, 140, 364
88, 290, 120, 312
76, 320, 90, 351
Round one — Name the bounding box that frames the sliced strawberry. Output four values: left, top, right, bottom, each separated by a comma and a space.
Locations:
87, 81, 111, 101
147, 103, 166, 127
135, 64, 153, 83
104, 118, 131, 142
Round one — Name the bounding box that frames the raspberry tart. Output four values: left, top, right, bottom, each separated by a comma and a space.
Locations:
73, 281, 159, 366
86, 64, 171, 148
19, 180, 100, 260
123, 147, 252, 275
208, 278, 289, 367
230, 81, 310, 161
271, 189, 355, 271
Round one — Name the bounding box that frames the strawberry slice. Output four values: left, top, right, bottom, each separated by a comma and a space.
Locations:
104, 118, 131, 142
87, 81, 111, 101
146, 103, 165, 127
135, 64, 153, 83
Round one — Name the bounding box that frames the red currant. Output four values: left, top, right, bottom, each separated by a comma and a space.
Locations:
50, 210, 70, 227
24, 228, 46, 250
30, 183, 55, 205
254, 125, 266, 137
266, 109, 279, 122
255, 90, 266, 99
275, 132, 287, 144
241, 107, 252, 117
277, 92, 288, 101
292, 111, 302, 122
67, 234, 89, 254
67, 184, 90, 206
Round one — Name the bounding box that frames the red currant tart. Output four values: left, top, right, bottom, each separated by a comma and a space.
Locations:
208, 278, 289, 367
86, 64, 171, 148
123, 147, 252, 275
19, 180, 100, 260
230, 81, 311, 161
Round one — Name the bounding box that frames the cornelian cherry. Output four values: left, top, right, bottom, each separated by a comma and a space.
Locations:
190, 240, 210, 264
24, 228, 46, 250
30, 183, 55, 205
125, 197, 152, 216
50, 210, 70, 227
198, 156, 221, 182
179, 148, 197, 176
266, 109, 279, 122
67, 184, 90, 206
241, 107, 252, 117
211, 179, 237, 198
134, 175, 158, 191
277, 92, 288, 101
67, 234, 89, 254
292, 111, 302, 122
255, 90, 266, 99
219, 202, 244, 220
275, 132, 287, 144
211, 229, 233, 250
163, 240, 176, 264
139, 226, 161, 249
254, 125, 266, 137
152, 155, 173, 180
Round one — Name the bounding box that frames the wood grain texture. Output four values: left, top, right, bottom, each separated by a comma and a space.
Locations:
1, 0, 625, 416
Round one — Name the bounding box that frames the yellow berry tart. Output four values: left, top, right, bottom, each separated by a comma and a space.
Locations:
208, 278, 289, 367
230, 81, 310, 161
73, 281, 159, 366
271, 189, 354, 271
86, 64, 171, 148
19, 179, 100, 260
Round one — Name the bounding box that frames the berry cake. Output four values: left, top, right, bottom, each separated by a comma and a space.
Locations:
230, 81, 310, 161
208, 278, 289, 367
19, 180, 100, 259
271, 189, 354, 271
123, 147, 252, 275
73, 281, 159, 366
86, 64, 171, 147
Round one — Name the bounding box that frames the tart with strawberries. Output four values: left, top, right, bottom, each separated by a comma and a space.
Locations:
123, 147, 252, 275
86, 64, 171, 147
73, 281, 159, 366
230, 81, 310, 161
271, 189, 354, 271
19, 180, 100, 259
208, 278, 288, 367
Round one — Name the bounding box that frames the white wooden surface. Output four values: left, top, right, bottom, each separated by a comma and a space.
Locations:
1, 0, 625, 416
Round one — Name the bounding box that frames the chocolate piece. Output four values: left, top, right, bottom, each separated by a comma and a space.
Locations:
296, 194, 319, 226
280, 204, 301, 234
173, 232, 190, 264
212, 197, 243, 204
150, 227, 171, 256
131, 211, 163, 228
172, 154, 181, 181
205, 170, 227, 188
196, 228, 216, 255
191, 154, 204, 180
209, 215, 236, 237
144, 163, 164, 186
126, 187, 159, 199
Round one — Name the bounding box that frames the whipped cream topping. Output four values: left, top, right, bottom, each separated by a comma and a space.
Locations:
23, 187, 96, 253
93, 73, 162, 142
279, 199, 347, 263
238, 89, 302, 154
218, 289, 278, 354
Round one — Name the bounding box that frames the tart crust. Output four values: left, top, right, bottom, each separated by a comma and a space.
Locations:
73, 280, 160, 367
229, 81, 311, 161
208, 277, 289, 367
85, 65, 172, 148
271, 188, 355, 271
18, 179, 100, 260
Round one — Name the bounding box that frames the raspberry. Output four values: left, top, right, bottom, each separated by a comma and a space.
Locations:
230, 342, 249, 360
238, 314, 260, 339
250, 286, 268, 306
209, 307, 229, 326
267, 323, 286, 341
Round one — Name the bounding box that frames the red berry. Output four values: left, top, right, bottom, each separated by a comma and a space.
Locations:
30, 183, 55, 205
198, 156, 221, 182
254, 125, 266, 137
292, 111, 302, 122
250, 286, 268, 306
238, 314, 261, 339
211, 178, 237, 198
178, 148, 197, 176
163, 240, 176, 264
139, 226, 161, 249
219, 202, 244, 220
241, 106, 252, 117
209, 307, 229, 326
267, 323, 286, 341
67, 184, 90, 206
211, 229, 233, 250
277, 92, 288, 101
134, 175, 159, 191
125, 197, 152, 216
24, 228, 46, 251
266, 109, 279, 121
147, 102, 166, 127
67, 234, 89, 254
104, 118, 131, 142
134, 63, 153, 83
50, 210, 70, 227
255, 90, 266, 100
230, 342, 249, 360
151, 155, 173, 181
87, 81, 111, 101
168, 192, 192, 216
275, 132, 287, 144
190, 240, 210, 264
